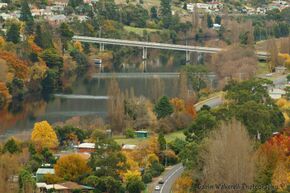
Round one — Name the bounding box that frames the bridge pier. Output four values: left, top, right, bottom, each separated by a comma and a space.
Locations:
100, 43, 105, 52
142, 47, 148, 72
186, 51, 190, 64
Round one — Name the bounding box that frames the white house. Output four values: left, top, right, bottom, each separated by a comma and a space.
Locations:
0, 3, 8, 9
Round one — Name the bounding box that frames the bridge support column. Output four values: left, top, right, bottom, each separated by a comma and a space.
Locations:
142, 47, 148, 72
186, 51, 190, 64
100, 43, 105, 52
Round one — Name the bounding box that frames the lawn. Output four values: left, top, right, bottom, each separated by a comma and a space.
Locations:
124, 26, 160, 36
257, 62, 269, 75
114, 130, 185, 145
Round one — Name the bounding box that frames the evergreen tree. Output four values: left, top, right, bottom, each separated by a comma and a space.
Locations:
3, 138, 20, 154
158, 133, 166, 151
20, 1, 34, 23
207, 15, 213, 28
34, 24, 43, 48
215, 15, 222, 25
154, 96, 174, 119
160, 0, 172, 28
150, 6, 158, 20
6, 23, 20, 44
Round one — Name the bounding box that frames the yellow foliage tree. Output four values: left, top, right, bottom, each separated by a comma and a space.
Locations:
172, 174, 193, 193
123, 170, 141, 183
54, 154, 91, 181
73, 41, 83, 52
31, 121, 59, 151
272, 159, 289, 191
170, 98, 185, 112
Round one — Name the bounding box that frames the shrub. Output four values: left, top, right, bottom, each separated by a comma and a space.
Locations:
142, 171, 152, 183
125, 128, 135, 138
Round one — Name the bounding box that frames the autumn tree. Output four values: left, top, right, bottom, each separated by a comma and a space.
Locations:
149, 77, 164, 102
107, 78, 125, 133
54, 154, 91, 181
267, 39, 279, 71
179, 71, 188, 100
201, 120, 255, 193
211, 45, 257, 86
0, 151, 30, 193
31, 121, 59, 151
255, 131, 289, 192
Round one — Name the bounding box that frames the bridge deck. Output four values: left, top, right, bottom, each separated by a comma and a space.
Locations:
73, 36, 270, 59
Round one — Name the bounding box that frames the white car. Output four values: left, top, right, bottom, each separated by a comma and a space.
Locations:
155, 185, 161, 191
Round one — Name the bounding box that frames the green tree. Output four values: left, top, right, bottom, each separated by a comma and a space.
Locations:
150, 6, 158, 20
6, 77, 24, 100
224, 79, 273, 105
207, 15, 213, 28
41, 69, 58, 96
41, 48, 64, 69
158, 133, 166, 151
20, 1, 33, 22
59, 23, 74, 49
89, 131, 127, 178
3, 138, 20, 154
160, 0, 172, 28
34, 24, 43, 48
19, 169, 36, 193
6, 23, 20, 44
154, 96, 174, 119
215, 15, 221, 25
126, 177, 145, 193
68, 0, 84, 8
185, 110, 217, 142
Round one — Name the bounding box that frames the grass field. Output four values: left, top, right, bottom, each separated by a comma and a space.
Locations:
114, 130, 185, 145
124, 26, 160, 36
257, 62, 269, 75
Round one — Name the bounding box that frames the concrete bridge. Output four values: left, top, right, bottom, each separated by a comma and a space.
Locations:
72, 36, 270, 70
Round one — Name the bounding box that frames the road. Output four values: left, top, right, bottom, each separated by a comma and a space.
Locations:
153, 163, 184, 193
154, 75, 287, 193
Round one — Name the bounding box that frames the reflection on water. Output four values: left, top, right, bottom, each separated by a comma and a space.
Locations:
0, 74, 179, 141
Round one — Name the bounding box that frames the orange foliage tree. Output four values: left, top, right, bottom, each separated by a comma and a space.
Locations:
0, 51, 29, 80
54, 154, 91, 181
256, 130, 290, 191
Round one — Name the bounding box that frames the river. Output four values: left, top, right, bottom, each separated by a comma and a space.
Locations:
0, 73, 180, 141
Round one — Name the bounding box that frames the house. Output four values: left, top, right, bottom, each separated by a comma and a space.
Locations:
0, 3, 8, 9
46, 14, 67, 26
53, 0, 69, 7
36, 168, 55, 182
275, 66, 287, 73
268, 88, 286, 99
135, 131, 149, 138
122, 144, 137, 151
75, 143, 95, 153
36, 181, 94, 193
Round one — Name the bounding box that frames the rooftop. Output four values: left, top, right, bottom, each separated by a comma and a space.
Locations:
36, 168, 55, 175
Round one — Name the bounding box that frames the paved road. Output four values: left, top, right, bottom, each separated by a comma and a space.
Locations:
153, 163, 184, 193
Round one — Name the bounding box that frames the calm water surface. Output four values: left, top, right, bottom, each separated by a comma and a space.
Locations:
0, 73, 179, 141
